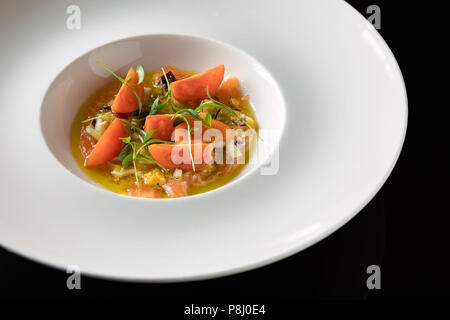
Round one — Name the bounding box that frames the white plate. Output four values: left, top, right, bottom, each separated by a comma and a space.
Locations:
40, 34, 286, 196
0, 0, 407, 281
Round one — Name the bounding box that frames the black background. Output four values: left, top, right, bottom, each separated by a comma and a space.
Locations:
0, 0, 448, 305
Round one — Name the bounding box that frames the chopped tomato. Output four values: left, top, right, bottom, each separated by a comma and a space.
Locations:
144, 114, 175, 141
112, 67, 145, 113
171, 65, 224, 103
85, 118, 126, 168
173, 118, 231, 144
148, 143, 214, 171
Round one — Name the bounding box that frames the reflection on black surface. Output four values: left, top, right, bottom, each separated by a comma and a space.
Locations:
0, 193, 386, 300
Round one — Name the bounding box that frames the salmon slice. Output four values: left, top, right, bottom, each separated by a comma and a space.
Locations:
163, 180, 188, 198
127, 185, 161, 198
80, 127, 96, 159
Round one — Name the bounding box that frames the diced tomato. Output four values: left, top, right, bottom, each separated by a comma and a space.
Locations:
171, 65, 224, 103
144, 114, 175, 141
85, 118, 126, 168
148, 143, 214, 171
112, 67, 145, 113
173, 118, 231, 144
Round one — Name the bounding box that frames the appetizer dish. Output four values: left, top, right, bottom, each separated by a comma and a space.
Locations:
71, 63, 258, 198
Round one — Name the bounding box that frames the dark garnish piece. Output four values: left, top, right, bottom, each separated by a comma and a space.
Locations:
91, 118, 97, 127
113, 112, 128, 119
230, 118, 246, 128
102, 104, 112, 111
214, 108, 221, 120
160, 71, 176, 89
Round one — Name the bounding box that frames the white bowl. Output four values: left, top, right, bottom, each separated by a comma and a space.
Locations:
40, 34, 286, 199
0, 0, 407, 281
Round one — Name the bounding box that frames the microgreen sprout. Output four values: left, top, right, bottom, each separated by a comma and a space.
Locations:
198, 86, 260, 139
118, 129, 173, 186
161, 67, 172, 97
172, 113, 196, 172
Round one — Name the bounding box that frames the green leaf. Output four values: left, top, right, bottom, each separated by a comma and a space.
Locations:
120, 136, 131, 144
118, 143, 132, 161
135, 153, 151, 160
121, 153, 133, 168
171, 108, 203, 122
137, 138, 173, 154
170, 106, 211, 128
135, 64, 145, 85
149, 97, 169, 116
172, 116, 185, 127
149, 97, 160, 115
119, 119, 146, 138
204, 113, 212, 127
128, 86, 143, 115
170, 101, 180, 113
184, 109, 203, 120
143, 129, 157, 143
96, 61, 126, 83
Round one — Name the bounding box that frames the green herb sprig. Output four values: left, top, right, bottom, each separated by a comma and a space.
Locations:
144, 67, 173, 117
170, 110, 196, 172
118, 118, 146, 138
81, 115, 108, 124
170, 100, 212, 128
148, 96, 170, 116
198, 86, 259, 138
118, 130, 173, 186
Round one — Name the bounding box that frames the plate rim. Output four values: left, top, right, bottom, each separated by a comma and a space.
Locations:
0, 0, 408, 282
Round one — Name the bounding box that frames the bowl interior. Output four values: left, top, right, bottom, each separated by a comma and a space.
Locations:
40, 34, 286, 194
